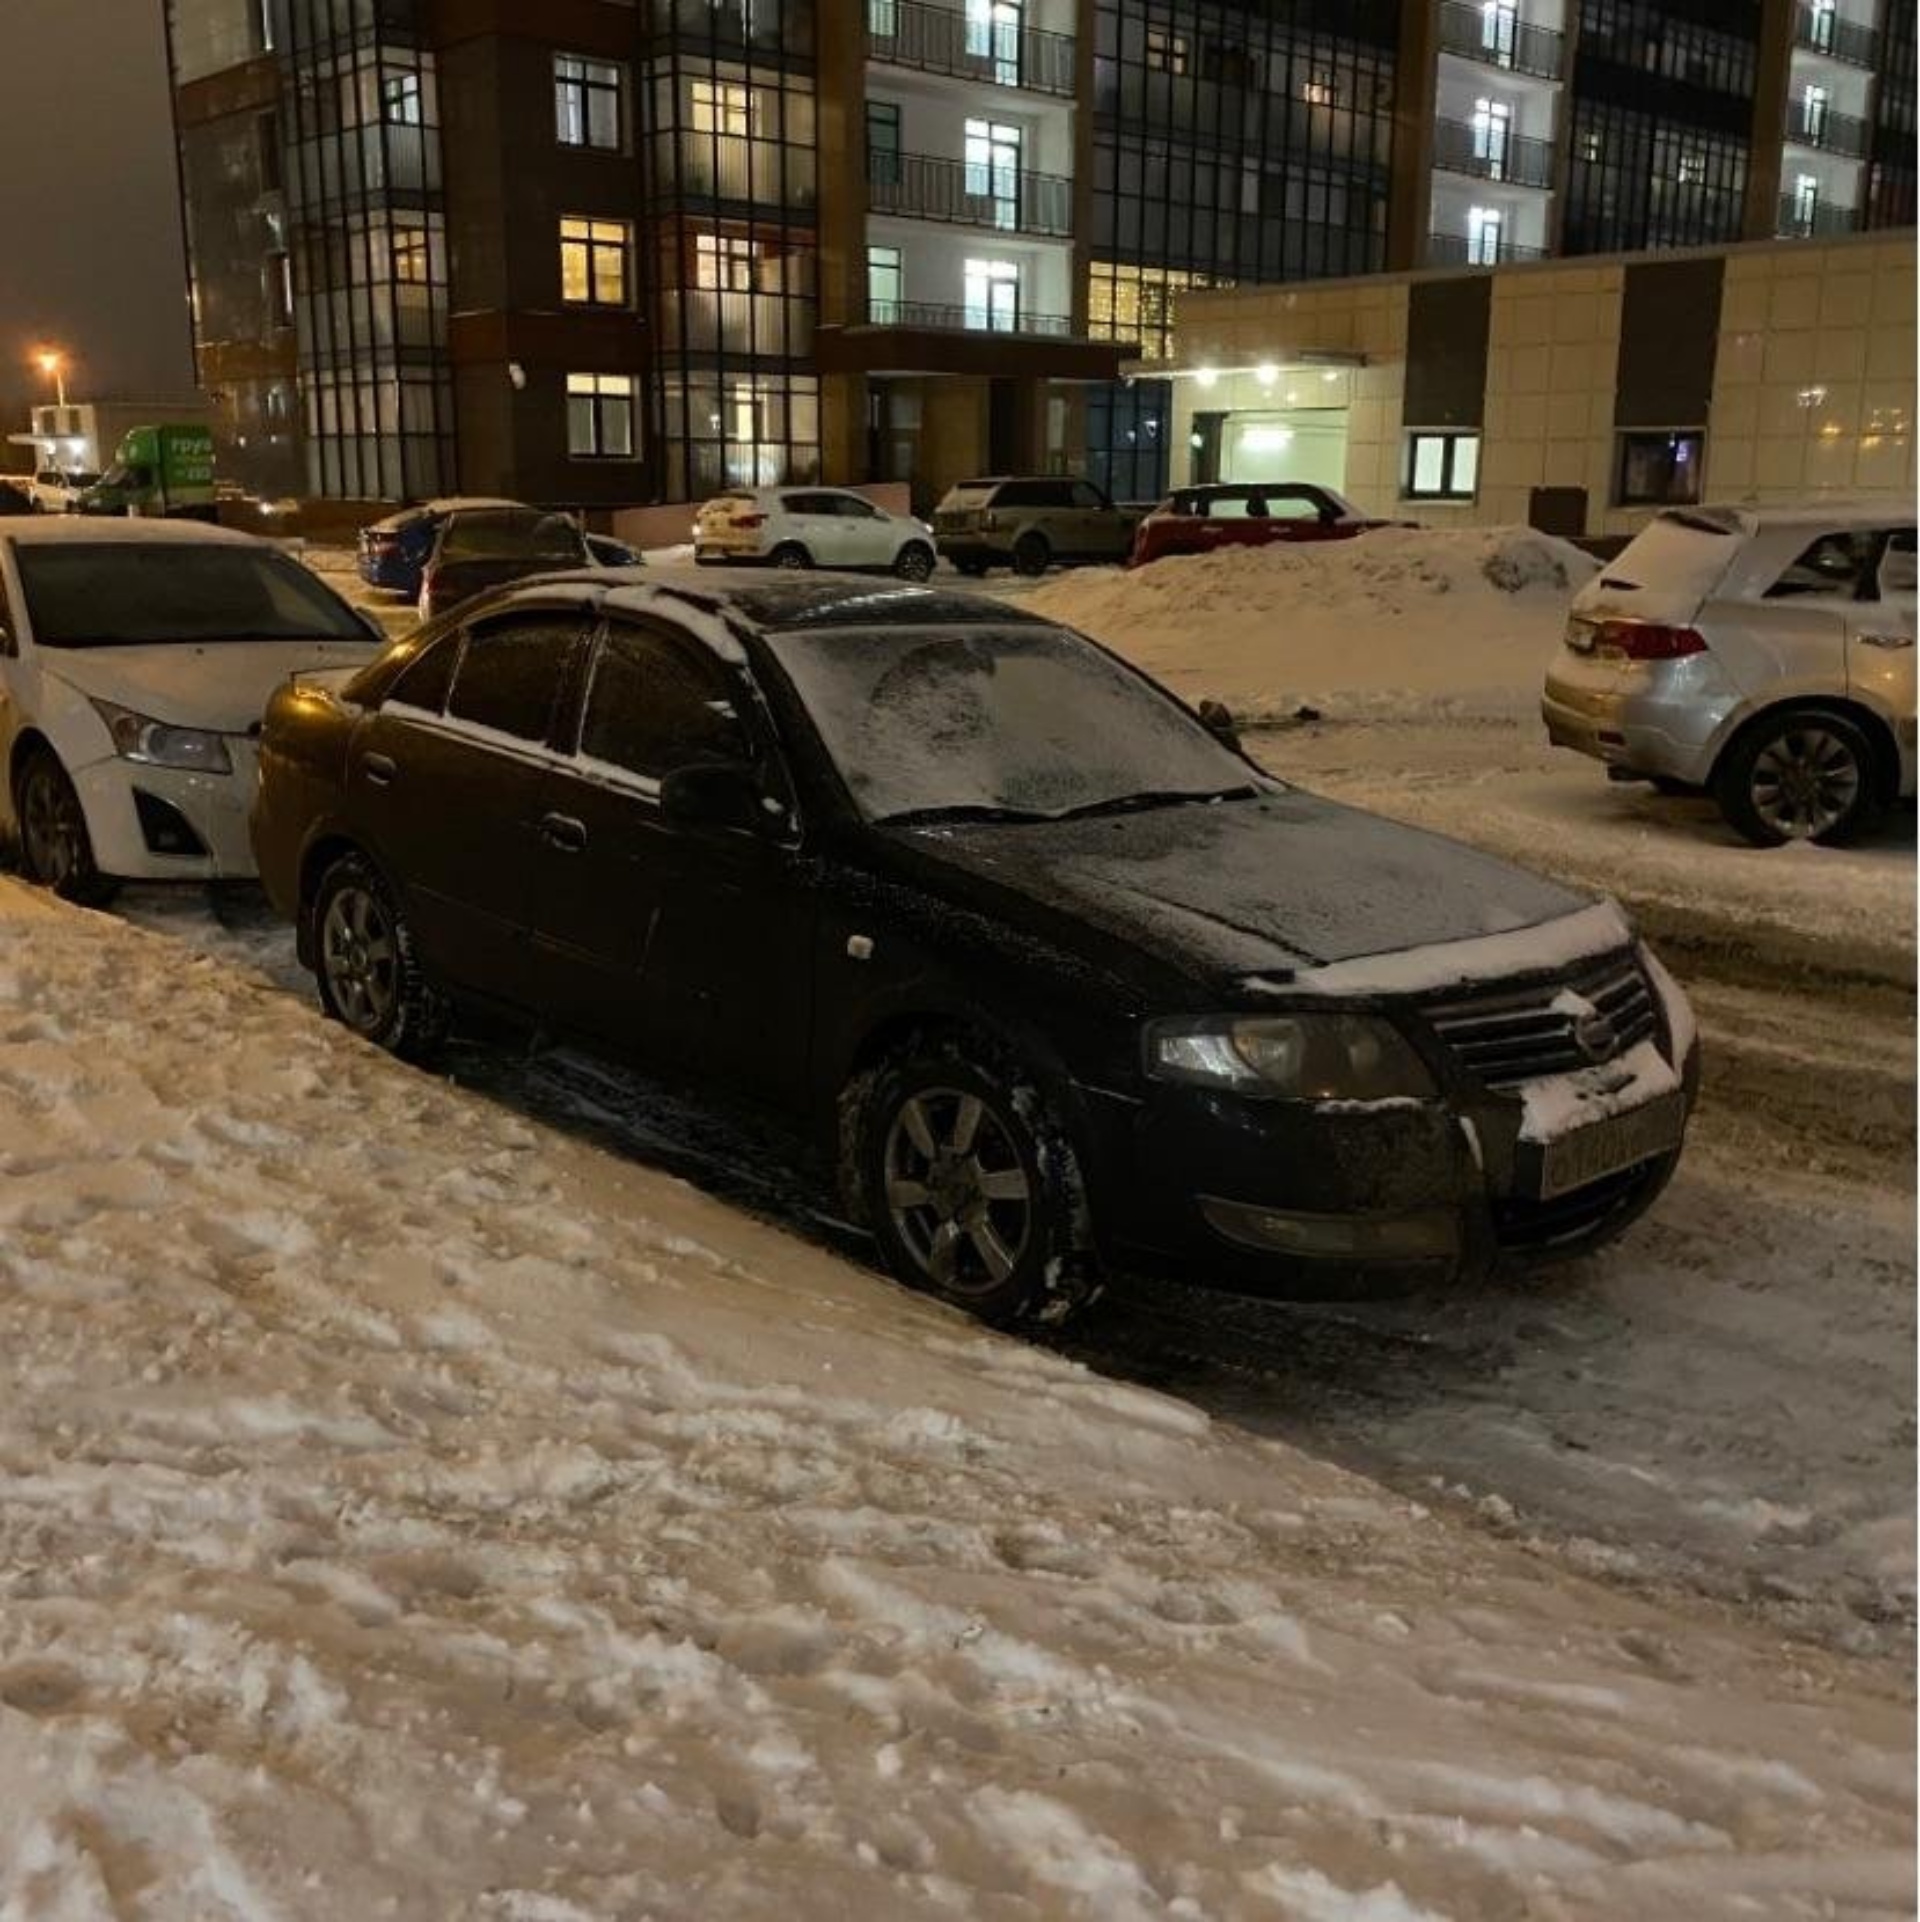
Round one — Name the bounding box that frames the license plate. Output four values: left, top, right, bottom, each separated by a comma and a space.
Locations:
1537, 1093, 1685, 1200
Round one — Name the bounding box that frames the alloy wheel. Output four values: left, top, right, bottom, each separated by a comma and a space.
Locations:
21, 761, 84, 890
320, 883, 400, 1035
1749, 725, 1861, 840
883, 1086, 1033, 1297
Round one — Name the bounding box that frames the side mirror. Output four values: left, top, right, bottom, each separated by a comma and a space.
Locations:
660, 760, 768, 834
1198, 698, 1241, 752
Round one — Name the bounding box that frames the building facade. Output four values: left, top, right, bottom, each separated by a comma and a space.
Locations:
1157, 226, 1914, 536
164, 0, 1915, 510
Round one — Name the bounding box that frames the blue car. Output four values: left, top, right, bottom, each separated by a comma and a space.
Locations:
357, 497, 639, 594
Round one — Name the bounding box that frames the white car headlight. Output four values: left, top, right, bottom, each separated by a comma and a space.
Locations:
1146, 1013, 1434, 1102
90, 699, 233, 774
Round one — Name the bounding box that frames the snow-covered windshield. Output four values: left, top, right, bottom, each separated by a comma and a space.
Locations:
766, 622, 1258, 822
15, 542, 369, 647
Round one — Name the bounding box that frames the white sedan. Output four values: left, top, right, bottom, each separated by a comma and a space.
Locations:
694, 486, 937, 579
0, 520, 382, 902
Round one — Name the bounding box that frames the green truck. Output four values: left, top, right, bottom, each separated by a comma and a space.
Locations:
76, 424, 217, 519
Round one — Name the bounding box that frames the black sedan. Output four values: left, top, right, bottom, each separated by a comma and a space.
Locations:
251, 573, 1698, 1326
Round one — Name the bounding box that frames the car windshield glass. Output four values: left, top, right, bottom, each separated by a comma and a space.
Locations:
766, 622, 1255, 822
14, 542, 369, 647
439, 513, 584, 562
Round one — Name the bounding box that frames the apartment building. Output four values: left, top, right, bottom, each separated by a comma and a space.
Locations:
164, 0, 1914, 511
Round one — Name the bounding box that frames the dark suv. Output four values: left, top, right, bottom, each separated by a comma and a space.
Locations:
933, 476, 1140, 577
251, 575, 1697, 1329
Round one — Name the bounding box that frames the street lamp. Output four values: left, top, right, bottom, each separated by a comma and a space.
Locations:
34, 349, 66, 409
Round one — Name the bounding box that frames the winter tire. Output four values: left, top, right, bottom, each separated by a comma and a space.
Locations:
893, 541, 936, 582
771, 542, 812, 571
1011, 533, 1051, 578
14, 748, 115, 905
1713, 709, 1885, 847
313, 852, 450, 1060
848, 1032, 1100, 1329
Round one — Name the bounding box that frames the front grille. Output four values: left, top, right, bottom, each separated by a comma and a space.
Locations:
1422, 952, 1658, 1091
1493, 1159, 1662, 1253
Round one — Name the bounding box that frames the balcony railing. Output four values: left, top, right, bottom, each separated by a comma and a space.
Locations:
865, 298, 1075, 335
1431, 116, 1556, 189
1436, 2, 1564, 82
867, 0, 1076, 98
1776, 193, 1860, 238
867, 149, 1073, 236
1784, 98, 1872, 157
1793, 4, 1880, 68
1427, 230, 1549, 266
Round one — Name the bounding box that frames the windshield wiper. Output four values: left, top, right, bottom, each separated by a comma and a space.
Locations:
879, 802, 1054, 827
1052, 784, 1262, 822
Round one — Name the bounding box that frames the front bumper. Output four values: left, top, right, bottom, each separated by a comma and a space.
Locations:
1541, 650, 1733, 785
70, 742, 262, 882
1078, 1032, 1700, 1302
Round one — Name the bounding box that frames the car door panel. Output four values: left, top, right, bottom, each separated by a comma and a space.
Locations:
1846, 529, 1916, 740
347, 612, 585, 1007
522, 616, 816, 1109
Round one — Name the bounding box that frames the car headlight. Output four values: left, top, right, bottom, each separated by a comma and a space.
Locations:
90, 699, 233, 774
1145, 1013, 1435, 1102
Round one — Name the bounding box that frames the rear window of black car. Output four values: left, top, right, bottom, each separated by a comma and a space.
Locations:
14, 541, 368, 647
439, 512, 586, 563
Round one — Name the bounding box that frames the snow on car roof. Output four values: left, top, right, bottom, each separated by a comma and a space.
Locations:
1689, 497, 1916, 532
0, 517, 262, 546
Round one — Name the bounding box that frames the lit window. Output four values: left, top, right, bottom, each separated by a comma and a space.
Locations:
560, 217, 632, 307
1300, 69, 1334, 106
1144, 27, 1188, 75
1471, 97, 1512, 177
1675, 148, 1705, 184
1405, 431, 1480, 500
695, 232, 758, 293
1467, 205, 1503, 264
1617, 431, 1704, 506
964, 257, 1020, 330
567, 373, 638, 459
555, 53, 624, 150
1086, 261, 1224, 358
867, 244, 902, 323
381, 68, 422, 125
692, 79, 754, 138
392, 226, 430, 284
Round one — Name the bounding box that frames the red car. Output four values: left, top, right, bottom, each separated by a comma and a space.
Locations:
1128, 482, 1402, 568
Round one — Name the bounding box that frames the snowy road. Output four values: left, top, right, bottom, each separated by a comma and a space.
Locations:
1, 877, 1912, 1918
107, 785, 1915, 1664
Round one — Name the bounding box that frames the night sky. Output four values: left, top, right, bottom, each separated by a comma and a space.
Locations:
0, 0, 195, 454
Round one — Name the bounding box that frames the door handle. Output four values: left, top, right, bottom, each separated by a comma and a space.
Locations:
1858, 632, 1914, 649
540, 811, 588, 853
363, 751, 397, 786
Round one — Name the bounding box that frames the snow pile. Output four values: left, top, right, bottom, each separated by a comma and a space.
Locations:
1029, 527, 1597, 724
0, 876, 1912, 1918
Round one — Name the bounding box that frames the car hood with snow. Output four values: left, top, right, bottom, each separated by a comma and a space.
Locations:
877, 787, 1592, 992
41, 638, 382, 734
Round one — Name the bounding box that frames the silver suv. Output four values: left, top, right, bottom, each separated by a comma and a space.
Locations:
932, 476, 1139, 577
1543, 502, 1915, 845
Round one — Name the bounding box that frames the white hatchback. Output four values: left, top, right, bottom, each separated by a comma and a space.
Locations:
694, 486, 937, 579
0, 520, 382, 901
1543, 501, 1916, 845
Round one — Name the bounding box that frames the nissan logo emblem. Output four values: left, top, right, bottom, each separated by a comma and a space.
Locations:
1574, 1009, 1618, 1062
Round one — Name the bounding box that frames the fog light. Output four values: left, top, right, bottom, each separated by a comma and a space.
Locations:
133, 788, 208, 858
1199, 1196, 1459, 1261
